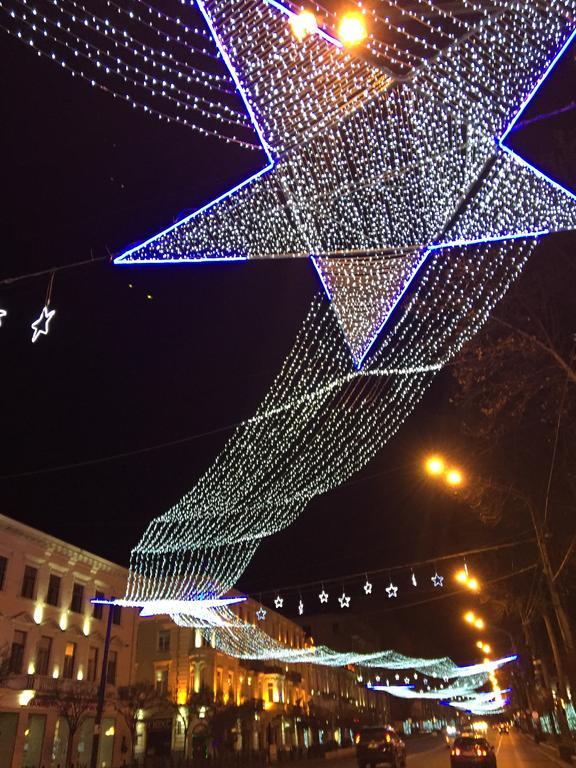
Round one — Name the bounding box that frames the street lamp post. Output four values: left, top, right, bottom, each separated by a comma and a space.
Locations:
90, 601, 114, 768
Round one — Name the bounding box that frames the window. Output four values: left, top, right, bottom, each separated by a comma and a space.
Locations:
63, 642, 76, 679
107, 650, 118, 686
21, 565, 37, 599
0, 556, 7, 590
46, 574, 61, 606
158, 630, 170, 652
267, 682, 274, 703
155, 666, 169, 694
9, 630, 26, 674
36, 636, 52, 676
70, 583, 84, 613
87, 646, 99, 682
93, 590, 104, 620
112, 603, 122, 626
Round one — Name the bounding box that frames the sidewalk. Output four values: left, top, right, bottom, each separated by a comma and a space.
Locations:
522, 731, 574, 765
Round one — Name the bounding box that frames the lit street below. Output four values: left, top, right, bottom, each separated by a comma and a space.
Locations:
317, 732, 569, 768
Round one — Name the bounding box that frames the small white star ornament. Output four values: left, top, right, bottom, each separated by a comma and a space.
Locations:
274, 595, 284, 609
31, 305, 56, 343
319, 589, 329, 604
431, 572, 444, 588
386, 582, 398, 598
298, 599, 304, 615
363, 579, 373, 595
256, 606, 267, 621
338, 591, 351, 608
0, 309, 7, 327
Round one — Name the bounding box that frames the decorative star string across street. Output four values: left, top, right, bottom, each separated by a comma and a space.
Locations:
431, 573, 444, 588
31, 305, 56, 343
115, 0, 576, 369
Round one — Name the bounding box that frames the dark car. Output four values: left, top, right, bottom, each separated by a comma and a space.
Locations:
451, 736, 497, 767
356, 726, 406, 768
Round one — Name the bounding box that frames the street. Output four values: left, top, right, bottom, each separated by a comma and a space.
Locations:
322, 732, 570, 768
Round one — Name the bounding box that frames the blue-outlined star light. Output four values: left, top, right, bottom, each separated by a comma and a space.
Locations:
115, 0, 576, 368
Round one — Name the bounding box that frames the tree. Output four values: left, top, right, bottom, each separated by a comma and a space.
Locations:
116, 682, 162, 763
450, 242, 576, 732
166, 684, 213, 758
34, 681, 97, 768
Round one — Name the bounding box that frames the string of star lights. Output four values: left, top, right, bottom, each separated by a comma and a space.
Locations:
0, 0, 261, 147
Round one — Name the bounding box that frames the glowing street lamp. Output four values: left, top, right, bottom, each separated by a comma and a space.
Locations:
425, 455, 445, 476
337, 13, 367, 46
446, 468, 464, 487
423, 453, 465, 488
289, 10, 318, 42
455, 569, 480, 592
463, 611, 485, 631
476, 641, 492, 654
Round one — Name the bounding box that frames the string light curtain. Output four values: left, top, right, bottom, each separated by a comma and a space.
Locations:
0, 0, 261, 147
126, 236, 536, 604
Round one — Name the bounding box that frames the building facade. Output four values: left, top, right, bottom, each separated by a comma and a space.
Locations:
0, 514, 138, 768
0, 513, 391, 767
133, 599, 388, 762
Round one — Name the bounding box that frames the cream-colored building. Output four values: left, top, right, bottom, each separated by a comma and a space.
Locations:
133, 599, 388, 761
0, 514, 137, 768
0, 513, 389, 767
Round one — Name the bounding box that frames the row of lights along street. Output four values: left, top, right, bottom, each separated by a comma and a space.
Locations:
423, 453, 506, 706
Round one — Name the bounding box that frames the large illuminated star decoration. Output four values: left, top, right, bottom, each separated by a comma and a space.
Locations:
116, 0, 576, 615
116, 0, 576, 367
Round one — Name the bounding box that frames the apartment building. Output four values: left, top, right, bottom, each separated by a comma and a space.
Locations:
0, 514, 137, 768
133, 599, 388, 761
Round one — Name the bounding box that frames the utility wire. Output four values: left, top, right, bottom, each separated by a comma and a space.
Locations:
246, 537, 536, 596
348, 564, 538, 616
0, 254, 109, 286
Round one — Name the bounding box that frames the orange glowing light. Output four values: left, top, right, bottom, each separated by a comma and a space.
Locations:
289, 10, 318, 41
337, 12, 367, 46
425, 455, 445, 476
446, 468, 463, 487
455, 569, 468, 584
467, 577, 480, 592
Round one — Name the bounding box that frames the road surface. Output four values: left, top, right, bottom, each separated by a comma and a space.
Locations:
322, 731, 571, 768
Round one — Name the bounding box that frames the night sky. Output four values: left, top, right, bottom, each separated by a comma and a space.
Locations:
1, 21, 575, 664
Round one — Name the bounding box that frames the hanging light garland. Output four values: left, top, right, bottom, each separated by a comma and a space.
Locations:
0, 0, 261, 147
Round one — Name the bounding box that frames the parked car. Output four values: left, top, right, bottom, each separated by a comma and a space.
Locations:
498, 725, 509, 734
451, 735, 497, 767
356, 725, 407, 768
